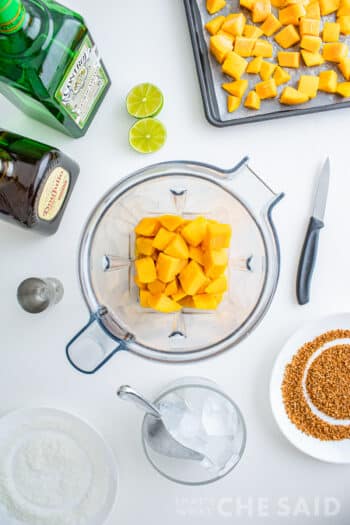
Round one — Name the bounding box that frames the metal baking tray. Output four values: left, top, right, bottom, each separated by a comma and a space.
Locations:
184, 0, 350, 126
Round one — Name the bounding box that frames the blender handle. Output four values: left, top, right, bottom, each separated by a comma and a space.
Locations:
66, 313, 126, 374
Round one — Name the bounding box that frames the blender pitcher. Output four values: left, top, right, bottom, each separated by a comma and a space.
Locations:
67, 158, 283, 373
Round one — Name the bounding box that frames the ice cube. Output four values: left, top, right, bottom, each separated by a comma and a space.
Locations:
201, 393, 238, 437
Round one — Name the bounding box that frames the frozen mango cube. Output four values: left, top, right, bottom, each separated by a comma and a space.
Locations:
136, 237, 154, 256
323, 22, 340, 41
222, 51, 248, 79
193, 294, 219, 310
227, 95, 241, 112
261, 13, 282, 36
148, 279, 166, 294
139, 290, 151, 308
205, 15, 226, 35
165, 280, 178, 296
205, 275, 228, 294
203, 249, 229, 278
204, 222, 232, 249
280, 86, 309, 104
244, 90, 261, 109
247, 56, 263, 73
172, 287, 187, 302
299, 18, 320, 36
158, 215, 184, 231
179, 260, 208, 295
323, 42, 348, 62
210, 34, 234, 64
134, 274, 146, 290
135, 217, 160, 237
319, 0, 339, 15
222, 79, 248, 97
279, 3, 306, 25
252, 0, 271, 23
222, 13, 246, 36
234, 36, 256, 57
275, 24, 300, 48
298, 75, 319, 98
300, 35, 322, 53
243, 24, 263, 38
278, 51, 300, 67
337, 81, 350, 96
273, 66, 291, 86
179, 296, 195, 308
164, 234, 189, 259
338, 15, 350, 35
181, 217, 208, 247
152, 228, 175, 250
255, 78, 277, 99
252, 39, 273, 57
339, 56, 350, 79
259, 61, 277, 80
189, 245, 204, 265
301, 50, 324, 66
135, 257, 157, 283
318, 70, 338, 92
156, 252, 181, 283
207, 0, 226, 14
148, 293, 182, 313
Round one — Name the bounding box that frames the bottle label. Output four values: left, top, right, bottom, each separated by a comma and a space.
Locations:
38, 167, 70, 222
55, 35, 109, 130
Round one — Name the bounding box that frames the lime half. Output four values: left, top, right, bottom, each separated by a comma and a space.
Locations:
129, 118, 167, 154
126, 83, 164, 119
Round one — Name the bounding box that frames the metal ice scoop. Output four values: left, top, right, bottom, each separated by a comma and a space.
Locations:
117, 385, 203, 461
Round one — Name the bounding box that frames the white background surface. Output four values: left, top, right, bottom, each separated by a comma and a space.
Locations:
0, 1, 349, 523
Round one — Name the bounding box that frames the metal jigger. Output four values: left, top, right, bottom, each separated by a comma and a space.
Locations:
17, 278, 64, 314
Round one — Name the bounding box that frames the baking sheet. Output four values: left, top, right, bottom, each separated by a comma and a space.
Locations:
184, 0, 350, 125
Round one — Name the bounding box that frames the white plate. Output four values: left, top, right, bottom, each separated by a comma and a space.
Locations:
0, 408, 118, 525
270, 313, 350, 464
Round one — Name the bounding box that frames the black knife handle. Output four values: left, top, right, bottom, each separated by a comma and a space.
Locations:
296, 217, 324, 305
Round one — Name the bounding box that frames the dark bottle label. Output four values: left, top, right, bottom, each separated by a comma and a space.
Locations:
36, 166, 70, 222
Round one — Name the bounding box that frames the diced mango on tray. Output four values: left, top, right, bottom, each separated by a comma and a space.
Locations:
134, 216, 231, 312
204, 0, 350, 114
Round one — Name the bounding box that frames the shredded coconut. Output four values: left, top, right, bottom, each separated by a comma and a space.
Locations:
0, 410, 114, 525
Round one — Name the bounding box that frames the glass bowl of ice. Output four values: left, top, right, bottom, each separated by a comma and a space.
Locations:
141, 377, 246, 485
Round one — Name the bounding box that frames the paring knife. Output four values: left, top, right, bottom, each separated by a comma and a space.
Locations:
296, 158, 330, 305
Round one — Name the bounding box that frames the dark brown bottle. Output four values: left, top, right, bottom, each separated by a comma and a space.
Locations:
0, 129, 79, 234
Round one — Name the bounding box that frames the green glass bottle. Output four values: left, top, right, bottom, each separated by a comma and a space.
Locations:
0, 0, 111, 138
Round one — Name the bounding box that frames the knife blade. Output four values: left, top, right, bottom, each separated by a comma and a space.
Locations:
296, 158, 330, 305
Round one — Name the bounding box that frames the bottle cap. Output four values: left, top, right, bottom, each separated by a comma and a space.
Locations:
0, 0, 25, 34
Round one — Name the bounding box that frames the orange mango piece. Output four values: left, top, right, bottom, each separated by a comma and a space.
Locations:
319, 0, 340, 15
300, 35, 322, 52
338, 15, 350, 34
244, 90, 261, 108
139, 290, 151, 308
148, 279, 166, 294
275, 24, 300, 48
135, 217, 160, 237
280, 86, 309, 104
164, 234, 189, 259
203, 221, 232, 249
298, 75, 319, 98
206, 0, 227, 14
261, 13, 282, 35
318, 70, 338, 92
222, 13, 246, 36
243, 24, 263, 37
205, 15, 226, 35
135, 257, 157, 283
210, 34, 234, 63
193, 294, 219, 310
227, 95, 241, 112
181, 217, 208, 247
255, 78, 278, 98
252, 0, 271, 22
203, 249, 229, 279
205, 275, 228, 294
305, 1, 321, 18
158, 215, 184, 231
189, 246, 204, 265
222, 51, 248, 79
234, 36, 256, 56
339, 56, 350, 79
337, 81, 350, 96
259, 60, 277, 80
179, 260, 209, 295
301, 50, 324, 65
136, 237, 155, 256
148, 293, 182, 313
273, 65, 291, 85
156, 253, 181, 283
247, 56, 263, 73
299, 17, 321, 35
323, 42, 348, 61
323, 21, 340, 41
164, 280, 178, 296
278, 51, 300, 67
222, 79, 249, 97
152, 227, 175, 250
252, 39, 273, 57
279, 3, 306, 25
